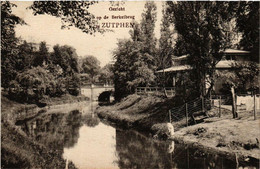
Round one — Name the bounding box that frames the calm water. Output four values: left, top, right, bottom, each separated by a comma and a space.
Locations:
18, 102, 259, 169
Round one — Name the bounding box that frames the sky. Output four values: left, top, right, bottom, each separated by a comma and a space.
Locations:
12, 1, 163, 67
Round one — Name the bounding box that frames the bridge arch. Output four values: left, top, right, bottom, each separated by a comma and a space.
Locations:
81, 85, 114, 101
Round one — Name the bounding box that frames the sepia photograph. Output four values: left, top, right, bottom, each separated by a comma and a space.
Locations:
1, 1, 259, 168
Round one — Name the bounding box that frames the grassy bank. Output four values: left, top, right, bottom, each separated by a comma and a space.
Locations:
96, 94, 187, 130
96, 94, 260, 161
1, 94, 88, 168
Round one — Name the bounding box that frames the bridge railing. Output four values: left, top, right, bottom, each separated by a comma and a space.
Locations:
81, 84, 114, 88
135, 87, 175, 97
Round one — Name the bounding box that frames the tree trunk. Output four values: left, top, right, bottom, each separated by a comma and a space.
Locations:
231, 86, 238, 118
162, 57, 167, 98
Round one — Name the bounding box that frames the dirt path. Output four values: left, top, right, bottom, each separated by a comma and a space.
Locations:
172, 113, 260, 160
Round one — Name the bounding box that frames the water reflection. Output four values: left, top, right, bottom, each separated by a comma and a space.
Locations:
17, 101, 259, 169
115, 129, 259, 169
21, 110, 83, 149
63, 123, 118, 169
115, 129, 175, 169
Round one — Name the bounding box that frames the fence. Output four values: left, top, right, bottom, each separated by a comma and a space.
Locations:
169, 97, 211, 126
211, 94, 259, 120
169, 94, 259, 126
136, 87, 175, 97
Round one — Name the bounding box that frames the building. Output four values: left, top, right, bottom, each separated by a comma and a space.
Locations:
157, 49, 251, 94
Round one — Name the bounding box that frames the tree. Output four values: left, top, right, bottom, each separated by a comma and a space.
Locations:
98, 64, 114, 85
113, 2, 158, 100
235, 1, 259, 62
140, 1, 157, 71
167, 1, 236, 98
157, 4, 174, 70
50, 45, 80, 96
34, 41, 49, 66
156, 3, 175, 91
51, 45, 79, 75
81, 56, 101, 83
113, 39, 136, 100
29, 1, 102, 34
16, 41, 35, 71
1, 1, 24, 88
1, 1, 24, 54
233, 62, 259, 93
13, 67, 55, 103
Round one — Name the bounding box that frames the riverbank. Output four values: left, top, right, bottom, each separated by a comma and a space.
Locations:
1, 94, 89, 121
1, 94, 89, 168
96, 94, 260, 162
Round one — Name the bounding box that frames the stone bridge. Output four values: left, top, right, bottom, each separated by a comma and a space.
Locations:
80, 85, 114, 101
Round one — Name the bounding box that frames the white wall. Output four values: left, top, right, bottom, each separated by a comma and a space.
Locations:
237, 95, 260, 111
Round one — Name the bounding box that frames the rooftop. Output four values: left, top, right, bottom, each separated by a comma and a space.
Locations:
171, 49, 250, 61
157, 65, 192, 73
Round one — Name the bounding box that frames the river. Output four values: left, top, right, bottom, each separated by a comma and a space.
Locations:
17, 101, 258, 169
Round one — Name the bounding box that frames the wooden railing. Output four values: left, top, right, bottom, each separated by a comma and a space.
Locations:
135, 87, 175, 97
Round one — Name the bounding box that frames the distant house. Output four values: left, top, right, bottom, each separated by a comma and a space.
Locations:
157, 49, 251, 94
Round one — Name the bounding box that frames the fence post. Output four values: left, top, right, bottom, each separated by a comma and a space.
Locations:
254, 93, 256, 120
169, 110, 172, 123
185, 103, 188, 127
219, 96, 222, 118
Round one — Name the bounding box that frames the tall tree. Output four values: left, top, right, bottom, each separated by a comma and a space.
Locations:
157, 4, 174, 70
167, 1, 236, 97
140, 1, 157, 71
156, 3, 175, 90
113, 2, 158, 100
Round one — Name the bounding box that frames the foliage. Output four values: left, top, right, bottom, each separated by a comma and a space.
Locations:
34, 41, 49, 66
167, 1, 236, 97
8, 67, 54, 103
235, 1, 259, 62
80, 55, 101, 83
113, 39, 138, 99
113, 2, 158, 100
64, 73, 81, 96
157, 5, 174, 70
1, 1, 107, 102
113, 38, 156, 100
29, 1, 102, 34
51, 45, 79, 75
218, 62, 260, 93
1, 1, 24, 88
156, 4, 175, 87
4, 40, 83, 102
234, 62, 259, 92
1, 1, 24, 54
16, 41, 35, 71
140, 2, 157, 71
98, 64, 114, 85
